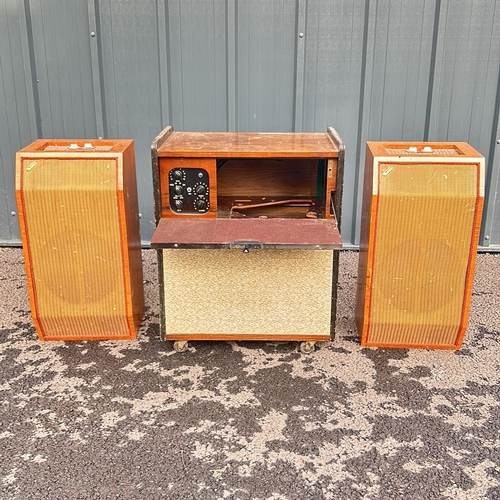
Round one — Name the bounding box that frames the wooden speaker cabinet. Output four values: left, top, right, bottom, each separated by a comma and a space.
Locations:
15, 139, 144, 341
356, 142, 484, 349
151, 127, 344, 352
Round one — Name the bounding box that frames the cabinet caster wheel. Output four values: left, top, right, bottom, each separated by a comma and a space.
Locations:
173, 341, 188, 353
300, 341, 315, 354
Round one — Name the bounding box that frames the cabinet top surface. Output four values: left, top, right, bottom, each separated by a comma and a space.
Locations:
157, 132, 339, 158
367, 141, 483, 159
18, 139, 133, 154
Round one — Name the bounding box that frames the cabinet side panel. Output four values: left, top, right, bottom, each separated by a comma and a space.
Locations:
121, 142, 145, 331
355, 145, 375, 339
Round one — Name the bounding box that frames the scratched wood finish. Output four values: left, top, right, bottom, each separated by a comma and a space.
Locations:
156, 132, 340, 158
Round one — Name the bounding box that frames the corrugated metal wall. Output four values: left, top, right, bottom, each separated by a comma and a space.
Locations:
2, 0, 500, 249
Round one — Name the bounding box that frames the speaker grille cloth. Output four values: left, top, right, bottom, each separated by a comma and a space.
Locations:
368, 162, 478, 346
20, 158, 129, 338
44, 145, 113, 152
162, 249, 333, 336
385, 148, 459, 156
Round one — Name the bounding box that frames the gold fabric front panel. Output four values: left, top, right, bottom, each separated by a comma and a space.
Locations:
368, 162, 479, 346
162, 249, 334, 337
20, 158, 130, 339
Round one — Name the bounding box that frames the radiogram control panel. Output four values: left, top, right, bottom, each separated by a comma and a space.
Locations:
168, 167, 210, 214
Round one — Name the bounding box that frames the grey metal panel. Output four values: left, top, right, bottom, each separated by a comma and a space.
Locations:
166, 0, 228, 132
28, 0, 97, 138
0, 0, 37, 241
361, 0, 436, 141
485, 150, 500, 246
1, 0, 500, 248
428, 1, 499, 145
482, 118, 500, 247
427, 0, 500, 248
236, 0, 297, 132
299, 0, 369, 247
427, 0, 500, 162
93, 0, 164, 240
352, 0, 438, 247
486, 150, 500, 246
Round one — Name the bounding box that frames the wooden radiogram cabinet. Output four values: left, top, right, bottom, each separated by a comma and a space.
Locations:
151, 127, 344, 352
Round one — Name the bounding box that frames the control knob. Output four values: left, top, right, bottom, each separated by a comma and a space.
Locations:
195, 199, 207, 211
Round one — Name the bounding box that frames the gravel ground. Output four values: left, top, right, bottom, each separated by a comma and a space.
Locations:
0, 248, 499, 500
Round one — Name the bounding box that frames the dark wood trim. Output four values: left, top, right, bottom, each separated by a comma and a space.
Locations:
156, 249, 167, 341
327, 127, 345, 340
151, 126, 173, 224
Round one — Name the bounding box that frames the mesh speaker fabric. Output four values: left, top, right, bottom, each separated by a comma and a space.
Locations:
365, 162, 480, 347
161, 249, 334, 338
18, 156, 139, 340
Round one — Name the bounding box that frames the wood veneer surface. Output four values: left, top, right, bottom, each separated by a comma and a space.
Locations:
157, 132, 339, 158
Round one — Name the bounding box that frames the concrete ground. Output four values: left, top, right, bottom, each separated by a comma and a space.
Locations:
0, 248, 499, 500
